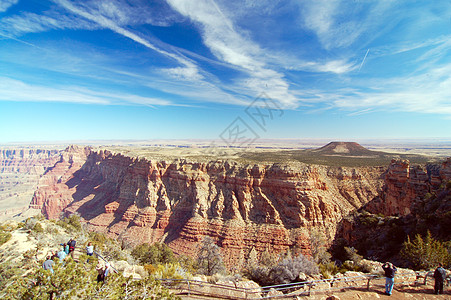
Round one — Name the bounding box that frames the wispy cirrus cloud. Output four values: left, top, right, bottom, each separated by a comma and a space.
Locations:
0, 0, 18, 12
54, 0, 201, 79
166, 0, 301, 107
299, 0, 394, 50
283, 58, 357, 74
0, 10, 98, 37
331, 63, 451, 115
0, 77, 173, 106
1, 0, 449, 118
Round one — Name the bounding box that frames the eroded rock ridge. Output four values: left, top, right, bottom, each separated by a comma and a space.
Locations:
29, 146, 385, 266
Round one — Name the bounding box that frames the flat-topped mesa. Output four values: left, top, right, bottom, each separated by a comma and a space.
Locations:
312, 141, 375, 155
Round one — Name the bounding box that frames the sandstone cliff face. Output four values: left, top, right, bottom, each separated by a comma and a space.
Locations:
0, 148, 61, 219
364, 158, 451, 216
0, 148, 60, 174
29, 147, 385, 266
29, 145, 90, 219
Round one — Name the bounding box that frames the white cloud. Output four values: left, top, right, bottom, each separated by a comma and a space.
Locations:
53, 0, 204, 82
299, 0, 393, 50
166, 0, 299, 107
332, 64, 451, 115
0, 77, 173, 106
0, 0, 18, 12
286, 59, 357, 74
162, 66, 204, 81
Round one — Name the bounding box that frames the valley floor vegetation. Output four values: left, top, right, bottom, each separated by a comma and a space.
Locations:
0, 210, 450, 299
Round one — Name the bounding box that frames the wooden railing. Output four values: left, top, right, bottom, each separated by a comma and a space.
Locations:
157, 271, 433, 299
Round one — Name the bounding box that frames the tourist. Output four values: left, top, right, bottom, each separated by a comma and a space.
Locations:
57, 247, 66, 262
433, 263, 447, 295
86, 242, 94, 262
104, 262, 112, 282
382, 262, 397, 295
60, 242, 69, 254
50, 250, 58, 261
67, 238, 76, 258
42, 255, 54, 274
96, 261, 106, 283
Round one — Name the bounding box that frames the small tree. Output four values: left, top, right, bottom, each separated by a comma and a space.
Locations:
309, 228, 331, 264
197, 237, 225, 276
268, 254, 319, 285
401, 231, 451, 270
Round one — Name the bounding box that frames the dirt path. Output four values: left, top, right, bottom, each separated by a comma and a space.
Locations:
178, 284, 450, 300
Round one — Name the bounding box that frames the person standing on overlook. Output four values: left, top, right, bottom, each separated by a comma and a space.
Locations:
67, 238, 76, 258
433, 262, 447, 295
382, 262, 397, 296
42, 255, 54, 274
86, 242, 94, 262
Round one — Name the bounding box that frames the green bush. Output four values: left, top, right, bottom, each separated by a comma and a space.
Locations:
56, 214, 82, 232
131, 242, 176, 265
2, 259, 178, 299
151, 263, 190, 280
32, 222, 44, 233
0, 226, 12, 246
339, 261, 363, 273
319, 262, 339, 278
177, 254, 198, 275
0, 261, 21, 283
359, 214, 379, 227
343, 247, 363, 264
401, 231, 451, 270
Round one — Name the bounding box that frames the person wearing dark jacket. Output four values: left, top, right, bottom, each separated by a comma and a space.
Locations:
382, 262, 397, 295
433, 263, 447, 295
67, 238, 76, 258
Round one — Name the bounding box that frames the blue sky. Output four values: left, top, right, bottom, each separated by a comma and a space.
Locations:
0, 0, 450, 143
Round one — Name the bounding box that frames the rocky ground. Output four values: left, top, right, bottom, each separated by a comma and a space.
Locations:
178, 285, 451, 300
313, 285, 451, 300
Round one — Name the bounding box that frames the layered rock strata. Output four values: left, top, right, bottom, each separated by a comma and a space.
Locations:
29, 147, 385, 266
365, 158, 451, 216
0, 148, 60, 219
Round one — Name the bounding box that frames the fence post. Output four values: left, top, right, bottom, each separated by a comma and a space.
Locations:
187, 280, 190, 296
308, 282, 313, 296
367, 276, 372, 290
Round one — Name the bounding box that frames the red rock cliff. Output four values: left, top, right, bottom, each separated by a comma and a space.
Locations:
0, 148, 61, 218
29, 146, 386, 267
364, 158, 451, 216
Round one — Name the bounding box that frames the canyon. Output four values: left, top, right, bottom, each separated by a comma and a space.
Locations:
1, 144, 450, 267
0, 148, 60, 220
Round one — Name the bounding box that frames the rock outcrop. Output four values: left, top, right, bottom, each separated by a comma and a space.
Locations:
28, 146, 385, 267
9, 145, 448, 268
0, 148, 61, 220
29, 145, 91, 219
365, 158, 451, 216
